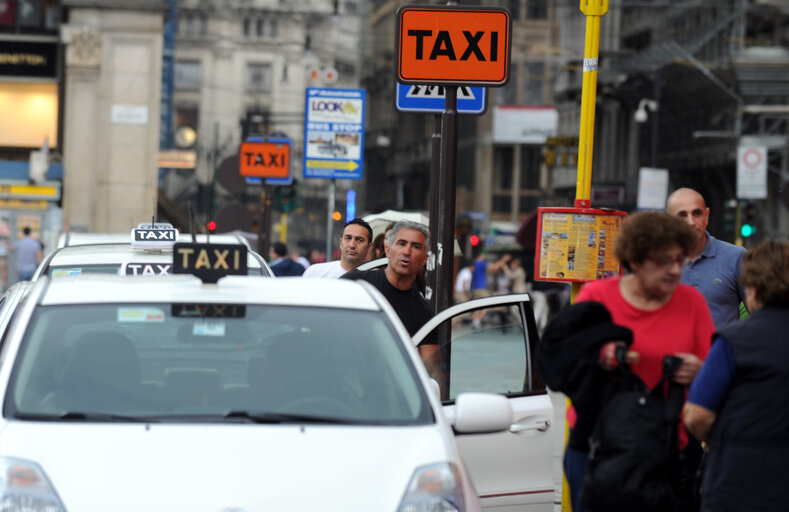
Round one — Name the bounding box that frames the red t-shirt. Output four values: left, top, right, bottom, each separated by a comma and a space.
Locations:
573, 277, 715, 448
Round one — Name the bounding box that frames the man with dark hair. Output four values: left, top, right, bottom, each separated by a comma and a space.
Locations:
342, 220, 438, 374
11, 226, 42, 282
303, 218, 373, 278
268, 241, 305, 276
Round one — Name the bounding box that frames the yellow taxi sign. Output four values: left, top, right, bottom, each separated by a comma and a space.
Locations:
172, 243, 248, 283
396, 5, 512, 86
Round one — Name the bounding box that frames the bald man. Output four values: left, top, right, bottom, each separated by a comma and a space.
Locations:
666, 187, 747, 330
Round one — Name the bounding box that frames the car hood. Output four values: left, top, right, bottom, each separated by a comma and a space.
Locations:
0, 421, 454, 512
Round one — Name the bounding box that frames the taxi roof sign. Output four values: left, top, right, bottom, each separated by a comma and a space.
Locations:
172, 242, 248, 283
130, 222, 179, 250
396, 5, 512, 86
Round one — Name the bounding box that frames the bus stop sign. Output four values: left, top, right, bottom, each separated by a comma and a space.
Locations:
396, 5, 511, 86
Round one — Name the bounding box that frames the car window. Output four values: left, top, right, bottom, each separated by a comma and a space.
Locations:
431, 300, 544, 402
5, 304, 431, 425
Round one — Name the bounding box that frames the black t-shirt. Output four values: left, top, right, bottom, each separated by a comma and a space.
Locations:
342, 268, 437, 345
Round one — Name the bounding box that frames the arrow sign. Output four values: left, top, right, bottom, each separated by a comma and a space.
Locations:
306, 160, 360, 171
395, 83, 486, 114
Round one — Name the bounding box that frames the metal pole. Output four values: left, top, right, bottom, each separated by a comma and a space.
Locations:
428, 114, 442, 309
436, 86, 458, 315
260, 185, 272, 257
566, 3, 608, 511
326, 179, 335, 261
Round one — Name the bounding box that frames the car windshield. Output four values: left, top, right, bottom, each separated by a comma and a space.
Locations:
6, 304, 431, 425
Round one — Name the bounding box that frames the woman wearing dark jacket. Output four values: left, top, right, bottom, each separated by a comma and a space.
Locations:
684, 239, 789, 512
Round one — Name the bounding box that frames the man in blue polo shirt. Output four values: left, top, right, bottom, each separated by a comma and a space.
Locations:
666, 187, 747, 512
667, 187, 747, 330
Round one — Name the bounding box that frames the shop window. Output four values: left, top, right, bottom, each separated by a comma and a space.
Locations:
19, 0, 41, 28
523, 62, 545, 105
175, 60, 201, 90
526, 0, 547, 20
519, 145, 541, 189
245, 63, 272, 93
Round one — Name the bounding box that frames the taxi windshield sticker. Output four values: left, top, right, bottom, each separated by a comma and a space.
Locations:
121, 262, 172, 276
52, 268, 83, 277
117, 307, 166, 323
192, 320, 226, 337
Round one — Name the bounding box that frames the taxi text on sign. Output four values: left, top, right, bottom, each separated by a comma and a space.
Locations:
238, 141, 291, 179
396, 5, 511, 86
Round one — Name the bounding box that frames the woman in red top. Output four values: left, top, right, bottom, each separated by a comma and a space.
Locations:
565, 211, 715, 512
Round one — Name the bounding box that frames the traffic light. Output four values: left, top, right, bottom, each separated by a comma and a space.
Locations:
741, 202, 756, 239
722, 199, 737, 238
470, 234, 480, 247
206, 220, 217, 233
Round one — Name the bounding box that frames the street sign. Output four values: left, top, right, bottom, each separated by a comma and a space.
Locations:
396, 5, 511, 86
737, 146, 767, 199
238, 140, 291, 178
395, 83, 487, 114
303, 88, 366, 180
243, 136, 293, 185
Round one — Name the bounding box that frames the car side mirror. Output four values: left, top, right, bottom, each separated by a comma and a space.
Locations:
452, 392, 513, 434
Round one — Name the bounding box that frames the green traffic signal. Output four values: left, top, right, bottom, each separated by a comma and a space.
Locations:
741, 224, 754, 238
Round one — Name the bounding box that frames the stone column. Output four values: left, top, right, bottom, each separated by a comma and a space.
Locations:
61, 1, 167, 232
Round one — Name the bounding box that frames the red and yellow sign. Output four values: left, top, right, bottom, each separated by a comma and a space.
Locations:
396, 6, 511, 86
535, 207, 627, 283
238, 141, 291, 178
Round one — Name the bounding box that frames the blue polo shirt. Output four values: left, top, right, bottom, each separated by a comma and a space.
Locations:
681, 233, 746, 330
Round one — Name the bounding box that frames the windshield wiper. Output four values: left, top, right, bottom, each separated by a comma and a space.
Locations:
223, 410, 360, 425
57, 412, 159, 423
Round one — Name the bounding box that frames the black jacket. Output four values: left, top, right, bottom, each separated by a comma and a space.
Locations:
538, 300, 633, 450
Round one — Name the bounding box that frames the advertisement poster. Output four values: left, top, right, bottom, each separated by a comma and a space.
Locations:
303, 88, 365, 180
535, 208, 626, 283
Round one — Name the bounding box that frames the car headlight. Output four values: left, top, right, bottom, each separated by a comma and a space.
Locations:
0, 457, 66, 512
397, 462, 475, 512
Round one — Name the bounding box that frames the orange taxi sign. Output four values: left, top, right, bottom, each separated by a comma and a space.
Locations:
238, 141, 291, 178
396, 5, 511, 86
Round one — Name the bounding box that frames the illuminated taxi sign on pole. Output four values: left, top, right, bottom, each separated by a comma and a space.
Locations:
130, 223, 179, 250
172, 243, 247, 283
396, 5, 512, 86
238, 140, 291, 179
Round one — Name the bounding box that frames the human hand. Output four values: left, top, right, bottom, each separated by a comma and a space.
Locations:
672, 353, 703, 385
599, 341, 640, 371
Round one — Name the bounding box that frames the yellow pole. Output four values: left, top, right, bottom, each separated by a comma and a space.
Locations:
565, 2, 608, 511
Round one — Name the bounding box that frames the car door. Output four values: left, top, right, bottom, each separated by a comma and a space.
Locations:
413, 293, 555, 512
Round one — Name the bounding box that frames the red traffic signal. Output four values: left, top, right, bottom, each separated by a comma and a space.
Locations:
470, 234, 480, 247
206, 220, 217, 233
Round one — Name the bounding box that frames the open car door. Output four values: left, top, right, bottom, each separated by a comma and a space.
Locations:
413, 294, 555, 511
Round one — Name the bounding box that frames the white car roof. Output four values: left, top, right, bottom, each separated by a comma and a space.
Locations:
45, 243, 264, 268
58, 232, 252, 249
38, 274, 382, 311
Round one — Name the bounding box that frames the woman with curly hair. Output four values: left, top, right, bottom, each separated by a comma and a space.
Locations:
563, 210, 715, 511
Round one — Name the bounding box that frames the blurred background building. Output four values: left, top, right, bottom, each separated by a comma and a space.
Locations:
0, 0, 786, 281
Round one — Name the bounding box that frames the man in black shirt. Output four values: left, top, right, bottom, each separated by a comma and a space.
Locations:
343, 220, 438, 375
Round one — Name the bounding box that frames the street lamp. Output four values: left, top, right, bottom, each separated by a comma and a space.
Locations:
634, 98, 659, 123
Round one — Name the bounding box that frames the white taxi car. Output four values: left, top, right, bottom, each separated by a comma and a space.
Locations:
35, 223, 273, 278
0, 243, 554, 511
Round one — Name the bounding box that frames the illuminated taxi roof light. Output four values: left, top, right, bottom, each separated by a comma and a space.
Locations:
130, 222, 179, 250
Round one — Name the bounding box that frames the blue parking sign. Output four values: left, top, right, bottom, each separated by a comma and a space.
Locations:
395, 83, 487, 114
